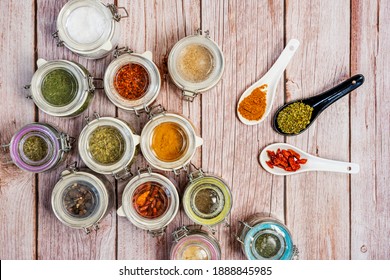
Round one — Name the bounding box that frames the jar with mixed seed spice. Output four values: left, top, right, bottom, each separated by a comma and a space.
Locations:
2, 122, 73, 173
104, 48, 161, 113
168, 29, 224, 101
26, 58, 97, 117
170, 225, 221, 260
54, 0, 128, 59
117, 167, 179, 237
236, 213, 298, 260
140, 106, 203, 173
51, 164, 113, 233
78, 114, 140, 180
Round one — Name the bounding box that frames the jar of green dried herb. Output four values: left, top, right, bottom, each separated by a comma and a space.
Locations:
26, 58, 99, 117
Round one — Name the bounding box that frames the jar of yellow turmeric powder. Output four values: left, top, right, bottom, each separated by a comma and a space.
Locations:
140, 108, 203, 173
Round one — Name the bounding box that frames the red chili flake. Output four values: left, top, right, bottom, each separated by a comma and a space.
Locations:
265, 148, 307, 172
114, 63, 150, 100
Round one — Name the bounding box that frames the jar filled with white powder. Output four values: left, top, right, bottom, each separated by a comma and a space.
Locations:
54, 0, 128, 59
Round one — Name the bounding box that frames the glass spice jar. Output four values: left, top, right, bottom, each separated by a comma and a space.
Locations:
104, 48, 161, 113
182, 168, 232, 227
117, 167, 179, 237
26, 58, 97, 117
54, 0, 128, 59
78, 114, 140, 180
168, 29, 224, 101
3, 122, 72, 173
140, 107, 203, 173
236, 213, 298, 260
170, 225, 221, 260
51, 164, 113, 233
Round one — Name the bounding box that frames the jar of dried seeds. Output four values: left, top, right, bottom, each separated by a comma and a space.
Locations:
3, 122, 72, 173
168, 29, 224, 101
117, 167, 179, 237
78, 115, 140, 180
51, 165, 113, 233
54, 0, 128, 59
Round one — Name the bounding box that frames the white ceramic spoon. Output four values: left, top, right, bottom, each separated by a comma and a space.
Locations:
237, 39, 300, 125
259, 143, 360, 175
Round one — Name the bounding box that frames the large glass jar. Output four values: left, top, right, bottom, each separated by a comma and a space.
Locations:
27, 58, 96, 117
170, 225, 221, 260
104, 48, 161, 113
78, 115, 140, 180
182, 169, 232, 227
5, 122, 72, 173
236, 213, 298, 260
51, 165, 113, 233
140, 108, 203, 173
168, 29, 224, 101
117, 168, 179, 237
54, 0, 128, 59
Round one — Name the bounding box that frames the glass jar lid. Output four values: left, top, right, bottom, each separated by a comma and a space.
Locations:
168, 30, 224, 100
183, 172, 232, 227
104, 51, 161, 111
56, 0, 116, 55
78, 116, 140, 177
170, 225, 221, 260
9, 123, 70, 173
140, 112, 203, 172
51, 169, 111, 230
117, 170, 179, 234
30, 59, 93, 117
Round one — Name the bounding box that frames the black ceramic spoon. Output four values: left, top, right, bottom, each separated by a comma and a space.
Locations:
272, 74, 365, 136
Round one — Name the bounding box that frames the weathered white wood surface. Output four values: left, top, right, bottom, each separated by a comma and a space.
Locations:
0, 0, 389, 260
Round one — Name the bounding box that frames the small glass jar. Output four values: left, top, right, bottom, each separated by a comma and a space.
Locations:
27, 58, 96, 117
117, 167, 179, 236
140, 108, 203, 173
78, 115, 140, 180
182, 169, 232, 227
51, 165, 113, 233
170, 225, 221, 260
104, 48, 161, 112
4, 122, 72, 173
54, 0, 128, 59
236, 213, 298, 260
168, 29, 224, 101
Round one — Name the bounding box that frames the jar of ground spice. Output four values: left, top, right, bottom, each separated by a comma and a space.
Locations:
170, 225, 221, 260
236, 213, 298, 260
168, 29, 224, 101
27, 58, 97, 117
4, 122, 73, 173
78, 115, 140, 180
104, 48, 161, 113
117, 167, 179, 236
182, 168, 232, 228
51, 165, 113, 233
140, 108, 203, 173
54, 0, 128, 59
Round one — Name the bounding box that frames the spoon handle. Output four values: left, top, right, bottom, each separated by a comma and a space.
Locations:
309, 156, 360, 174
263, 39, 300, 84
308, 74, 365, 110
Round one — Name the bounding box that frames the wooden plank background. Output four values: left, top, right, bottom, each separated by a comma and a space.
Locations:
0, 0, 389, 260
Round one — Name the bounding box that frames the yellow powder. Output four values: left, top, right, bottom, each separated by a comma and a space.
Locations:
182, 245, 208, 260
238, 84, 268, 121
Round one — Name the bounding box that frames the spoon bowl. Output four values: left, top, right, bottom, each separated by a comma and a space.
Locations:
272, 74, 365, 136
237, 39, 300, 125
259, 143, 360, 176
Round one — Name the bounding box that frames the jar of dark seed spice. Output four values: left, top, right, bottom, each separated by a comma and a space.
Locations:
51, 165, 113, 233
78, 115, 140, 180
168, 29, 224, 101
26, 58, 97, 117
236, 213, 298, 260
104, 48, 161, 113
3, 123, 72, 173
117, 167, 179, 236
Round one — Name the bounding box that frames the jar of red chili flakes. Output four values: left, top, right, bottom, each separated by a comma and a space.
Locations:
117, 167, 179, 237
104, 47, 161, 113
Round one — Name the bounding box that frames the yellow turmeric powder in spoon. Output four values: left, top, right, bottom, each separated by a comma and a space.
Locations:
238, 84, 268, 121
